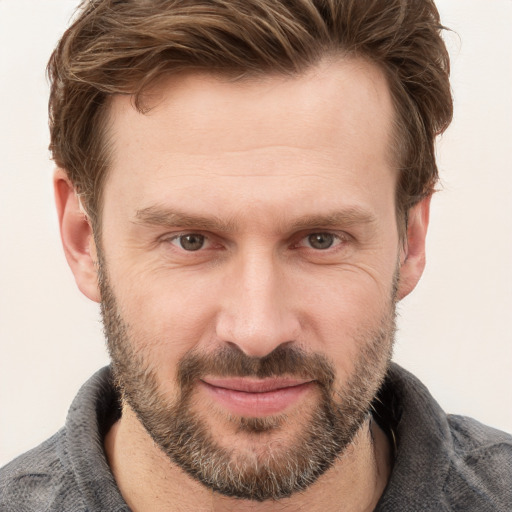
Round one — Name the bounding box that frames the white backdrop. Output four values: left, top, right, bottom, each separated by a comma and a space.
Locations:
1, 0, 511, 467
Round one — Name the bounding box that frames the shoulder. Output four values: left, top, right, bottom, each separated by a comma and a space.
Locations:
443, 415, 512, 510
0, 429, 86, 512
376, 365, 512, 512
448, 414, 512, 457
0, 368, 126, 512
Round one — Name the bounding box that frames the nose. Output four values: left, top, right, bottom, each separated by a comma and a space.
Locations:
215, 250, 300, 358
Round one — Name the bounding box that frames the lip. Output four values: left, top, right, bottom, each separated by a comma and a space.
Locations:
199, 377, 314, 417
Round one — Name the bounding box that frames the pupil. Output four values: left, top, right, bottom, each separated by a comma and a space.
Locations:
180, 234, 205, 251
308, 233, 334, 250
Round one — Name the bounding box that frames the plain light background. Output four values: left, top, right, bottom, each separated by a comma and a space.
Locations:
1, 0, 511, 467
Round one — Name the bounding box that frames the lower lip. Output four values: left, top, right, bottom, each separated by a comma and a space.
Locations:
199, 381, 314, 417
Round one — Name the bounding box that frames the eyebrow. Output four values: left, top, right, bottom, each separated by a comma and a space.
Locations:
133, 205, 377, 234
289, 209, 377, 231
133, 206, 238, 233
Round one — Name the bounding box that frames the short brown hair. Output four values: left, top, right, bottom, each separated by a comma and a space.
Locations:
48, 0, 453, 233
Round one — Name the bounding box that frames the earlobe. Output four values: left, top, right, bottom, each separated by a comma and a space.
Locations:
54, 169, 101, 303
396, 196, 431, 300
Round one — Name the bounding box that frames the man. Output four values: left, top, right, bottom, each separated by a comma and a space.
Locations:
1, 0, 511, 510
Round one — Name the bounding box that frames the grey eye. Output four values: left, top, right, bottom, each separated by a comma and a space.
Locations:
177, 234, 205, 251
307, 233, 335, 250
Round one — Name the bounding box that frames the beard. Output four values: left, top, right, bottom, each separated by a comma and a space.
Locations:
99, 261, 396, 502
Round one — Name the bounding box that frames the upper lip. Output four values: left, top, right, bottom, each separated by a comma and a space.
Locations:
200, 377, 313, 393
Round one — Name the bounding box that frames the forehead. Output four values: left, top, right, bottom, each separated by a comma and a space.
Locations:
103, 57, 396, 226
108, 57, 394, 155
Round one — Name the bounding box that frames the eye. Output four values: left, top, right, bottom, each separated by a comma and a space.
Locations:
304, 232, 339, 250
170, 233, 207, 251
295, 231, 350, 252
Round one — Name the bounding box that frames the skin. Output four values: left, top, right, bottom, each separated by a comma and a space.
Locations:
55, 57, 430, 511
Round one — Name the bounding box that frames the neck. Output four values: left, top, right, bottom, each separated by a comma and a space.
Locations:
104, 406, 392, 512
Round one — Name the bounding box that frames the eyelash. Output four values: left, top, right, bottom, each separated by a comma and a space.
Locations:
163, 231, 349, 254
295, 232, 346, 251
167, 233, 214, 252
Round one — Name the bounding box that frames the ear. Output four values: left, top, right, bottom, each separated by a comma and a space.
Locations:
54, 169, 101, 303
396, 196, 431, 300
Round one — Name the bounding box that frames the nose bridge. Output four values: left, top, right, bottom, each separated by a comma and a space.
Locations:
216, 246, 298, 357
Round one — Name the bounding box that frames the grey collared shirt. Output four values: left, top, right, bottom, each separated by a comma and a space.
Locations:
1, 364, 511, 511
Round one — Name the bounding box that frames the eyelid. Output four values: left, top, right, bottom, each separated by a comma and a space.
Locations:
294, 231, 350, 249
163, 231, 214, 250
159, 230, 350, 252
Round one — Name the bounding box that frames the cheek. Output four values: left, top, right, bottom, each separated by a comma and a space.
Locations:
113, 272, 220, 380
107, 241, 397, 388
294, 267, 395, 375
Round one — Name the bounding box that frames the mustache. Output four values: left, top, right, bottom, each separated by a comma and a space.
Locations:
177, 345, 336, 390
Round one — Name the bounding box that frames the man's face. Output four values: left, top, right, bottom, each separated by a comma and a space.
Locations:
97, 58, 403, 500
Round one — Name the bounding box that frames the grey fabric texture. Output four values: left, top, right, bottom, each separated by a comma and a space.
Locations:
1, 364, 511, 511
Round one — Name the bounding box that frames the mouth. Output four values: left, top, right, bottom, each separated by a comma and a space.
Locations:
199, 377, 315, 417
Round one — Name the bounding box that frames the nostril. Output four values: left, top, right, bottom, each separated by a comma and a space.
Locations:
222, 339, 297, 359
